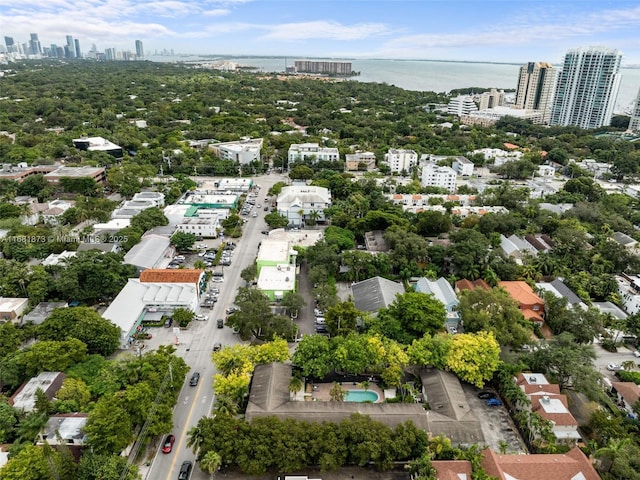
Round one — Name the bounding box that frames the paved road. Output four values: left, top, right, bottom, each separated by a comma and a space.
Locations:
146, 173, 286, 480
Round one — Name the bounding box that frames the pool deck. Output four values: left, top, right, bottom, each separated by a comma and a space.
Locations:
305, 381, 385, 403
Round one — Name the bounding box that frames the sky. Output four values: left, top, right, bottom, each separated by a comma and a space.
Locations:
2, 0, 640, 64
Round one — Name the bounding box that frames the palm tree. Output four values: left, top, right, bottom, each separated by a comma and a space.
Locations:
288, 376, 303, 399
186, 425, 205, 458
200, 451, 222, 479
329, 382, 345, 402
594, 437, 631, 474
213, 397, 238, 417
621, 360, 636, 371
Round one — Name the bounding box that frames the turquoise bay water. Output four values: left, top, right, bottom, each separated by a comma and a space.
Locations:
344, 390, 380, 403
151, 55, 640, 113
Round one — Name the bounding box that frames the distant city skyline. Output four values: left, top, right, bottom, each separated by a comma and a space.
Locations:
1, 1, 640, 65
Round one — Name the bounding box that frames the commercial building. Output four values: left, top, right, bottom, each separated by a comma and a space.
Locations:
256, 239, 295, 274
630, 88, 640, 132
0, 297, 29, 323
550, 47, 622, 129
44, 165, 107, 184
72, 136, 123, 158
384, 148, 418, 173
288, 143, 339, 164
256, 264, 296, 301
209, 138, 263, 165
447, 95, 478, 116
421, 164, 457, 192
515, 62, 557, 123
276, 185, 331, 227
123, 234, 174, 272
178, 192, 239, 210
139, 269, 206, 296
345, 151, 376, 171
131, 191, 165, 207
294, 60, 352, 75
103, 279, 199, 348
616, 274, 640, 315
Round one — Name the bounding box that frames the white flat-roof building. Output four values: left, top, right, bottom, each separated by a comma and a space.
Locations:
200, 178, 253, 193
257, 264, 296, 301
452, 157, 475, 176
288, 143, 339, 164
384, 149, 418, 173
93, 218, 131, 233
209, 138, 263, 165
538, 165, 556, 178
447, 95, 478, 116
0, 297, 29, 324
41, 250, 77, 267
469, 148, 523, 166
72, 136, 123, 158
10, 372, 66, 412
124, 234, 174, 272
132, 191, 165, 207
176, 215, 221, 238
103, 279, 199, 347
38, 413, 88, 447
385, 193, 477, 209
616, 274, 640, 315
461, 107, 544, 127
276, 185, 331, 228
421, 164, 457, 192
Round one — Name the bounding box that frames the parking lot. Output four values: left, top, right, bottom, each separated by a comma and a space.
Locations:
461, 383, 527, 454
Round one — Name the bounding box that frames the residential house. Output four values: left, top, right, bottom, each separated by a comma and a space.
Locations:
455, 279, 490, 293
515, 373, 580, 443
41, 250, 77, 267
431, 460, 473, 480
0, 297, 29, 324
363, 230, 389, 252
345, 151, 376, 171
523, 234, 555, 254
611, 382, 640, 419
288, 143, 339, 164
385, 194, 477, 211
351, 276, 405, 314
22, 302, 68, 326
500, 234, 538, 261
482, 447, 601, 480
384, 148, 418, 173
538, 165, 556, 179
469, 148, 523, 166
536, 279, 586, 310
42, 199, 74, 225
76, 242, 119, 253
10, 372, 66, 412
276, 185, 331, 227
37, 413, 88, 448
612, 232, 639, 254
414, 277, 460, 329
131, 191, 165, 207
102, 278, 199, 348
498, 281, 545, 323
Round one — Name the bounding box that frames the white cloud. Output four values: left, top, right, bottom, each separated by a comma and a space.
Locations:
202, 8, 231, 16
261, 20, 390, 41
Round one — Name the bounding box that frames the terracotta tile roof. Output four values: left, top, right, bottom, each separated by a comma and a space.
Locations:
432, 460, 472, 480
530, 395, 578, 426
412, 194, 422, 200
521, 384, 561, 395
522, 308, 544, 322
499, 281, 544, 308
447, 195, 460, 201
139, 269, 204, 284
482, 447, 601, 480
455, 279, 490, 292
612, 382, 640, 406
392, 194, 402, 199
503, 142, 520, 150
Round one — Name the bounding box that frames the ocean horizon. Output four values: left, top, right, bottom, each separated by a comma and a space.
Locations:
150, 55, 640, 114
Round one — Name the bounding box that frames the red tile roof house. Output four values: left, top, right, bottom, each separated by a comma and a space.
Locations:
515, 373, 581, 444
611, 381, 640, 419
499, 281, 545, 323
482, 447, 601, 480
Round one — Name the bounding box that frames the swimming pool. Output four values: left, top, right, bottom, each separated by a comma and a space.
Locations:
344, 390, 380, 403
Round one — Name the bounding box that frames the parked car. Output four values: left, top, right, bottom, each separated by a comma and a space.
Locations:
178, 461, 192, 480
634, 350, 640, 358
264, 206, 269, 211
162, 434, 175, 453
315, 317, 326, 325
486, 398, 502, 406
195, 314, 207, 321
164, 318, 172, 328
213, 342, 222, 352
189, 372, 200, 386
607, 363, 623, 371
315, 324, 328, 333
174, 255, 185, 261
253, 212, 258, 217
226, 306, 239, 314
217, 318, 224, 328
477, 390, 496, 399
261, 230, 270, 235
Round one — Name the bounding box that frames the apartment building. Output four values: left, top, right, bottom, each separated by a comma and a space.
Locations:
447, 95, 478, 116
288, 143, 339, 164
421, 164, 457, 192
515, 62, 557, 124
384, 149, 418, 173
345, 151, 376, 171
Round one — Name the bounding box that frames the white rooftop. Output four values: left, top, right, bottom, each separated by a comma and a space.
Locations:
539, 396, 569, 414
257, 239, 291, 263
257, 265, 296, 292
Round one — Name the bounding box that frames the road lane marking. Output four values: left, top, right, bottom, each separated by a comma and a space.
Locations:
166, 383, 203, 480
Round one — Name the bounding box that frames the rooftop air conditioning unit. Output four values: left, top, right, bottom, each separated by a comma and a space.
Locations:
529, 376, 537, 383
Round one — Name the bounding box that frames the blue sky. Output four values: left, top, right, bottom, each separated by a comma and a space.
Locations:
2, 0, 640, 64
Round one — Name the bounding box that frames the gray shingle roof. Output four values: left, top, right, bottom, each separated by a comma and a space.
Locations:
351, 276, 405, 313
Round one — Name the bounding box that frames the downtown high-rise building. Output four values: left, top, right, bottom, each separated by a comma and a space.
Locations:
135, 40, 144, 58
74, 38, 81, 58
515, 62, 557, 124
630, 88, 640, 132
66, 35, 76, 58
29, 33, 41, 55
550, 47, 622, 129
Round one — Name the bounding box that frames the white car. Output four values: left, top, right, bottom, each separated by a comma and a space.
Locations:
195, 314, 207, 321
607, 363, 623, 371
634, 350, 640, 358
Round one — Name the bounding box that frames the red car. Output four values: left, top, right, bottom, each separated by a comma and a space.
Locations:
162, 434, 175, 453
